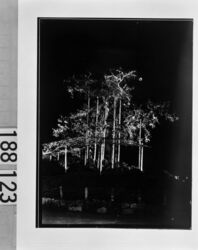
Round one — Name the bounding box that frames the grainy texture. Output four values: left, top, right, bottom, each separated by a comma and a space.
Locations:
0, 0, 17, 126
0, 0, 17, 249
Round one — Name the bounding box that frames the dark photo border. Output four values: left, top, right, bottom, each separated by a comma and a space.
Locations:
36, 18, 193, 228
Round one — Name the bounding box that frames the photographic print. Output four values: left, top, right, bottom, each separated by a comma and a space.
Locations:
36, 18, 192, 228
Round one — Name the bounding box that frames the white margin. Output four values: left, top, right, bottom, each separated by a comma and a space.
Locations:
17, 0, 198, 249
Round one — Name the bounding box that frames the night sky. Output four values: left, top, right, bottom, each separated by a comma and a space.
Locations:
38, 19, 192, 176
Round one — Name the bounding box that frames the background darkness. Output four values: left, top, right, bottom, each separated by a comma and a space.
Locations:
38, 19, 192, 177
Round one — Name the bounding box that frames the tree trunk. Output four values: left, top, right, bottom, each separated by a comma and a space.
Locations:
100, 129, 107, 172
84, 186, 88, 200
100, 101, 109, 171
87, 94, 90, 161
117, 99, 122, 165
59, 186, 63, 199
79, 148, 81, 159
64, 145, 68, 172
93, 96, 99, 163
138, 120, 142, 171
100, 143, 103, 173
85, 93, 90, 166
111, 188, 114, 202
111, 97, 117, 169
97, 145, 101, 171
140, 145, 144, 172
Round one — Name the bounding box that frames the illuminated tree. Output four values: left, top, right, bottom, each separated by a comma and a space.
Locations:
124, 101, 179, 171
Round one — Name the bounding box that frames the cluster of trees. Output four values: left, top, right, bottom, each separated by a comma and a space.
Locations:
43, 68, 178, 172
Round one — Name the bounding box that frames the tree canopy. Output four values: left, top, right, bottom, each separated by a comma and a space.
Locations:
43, 68, 178, 172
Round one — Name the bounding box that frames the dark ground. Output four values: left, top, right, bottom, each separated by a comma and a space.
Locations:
42, 205, 191, 229
38, 159, 191, 229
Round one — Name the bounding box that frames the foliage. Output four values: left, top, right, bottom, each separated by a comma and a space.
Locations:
43, 68, 178, 170
65, 72, 96, 98
124, 101, 179, 144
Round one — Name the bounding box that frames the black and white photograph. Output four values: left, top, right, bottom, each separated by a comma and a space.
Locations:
36, 18, 192, 229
